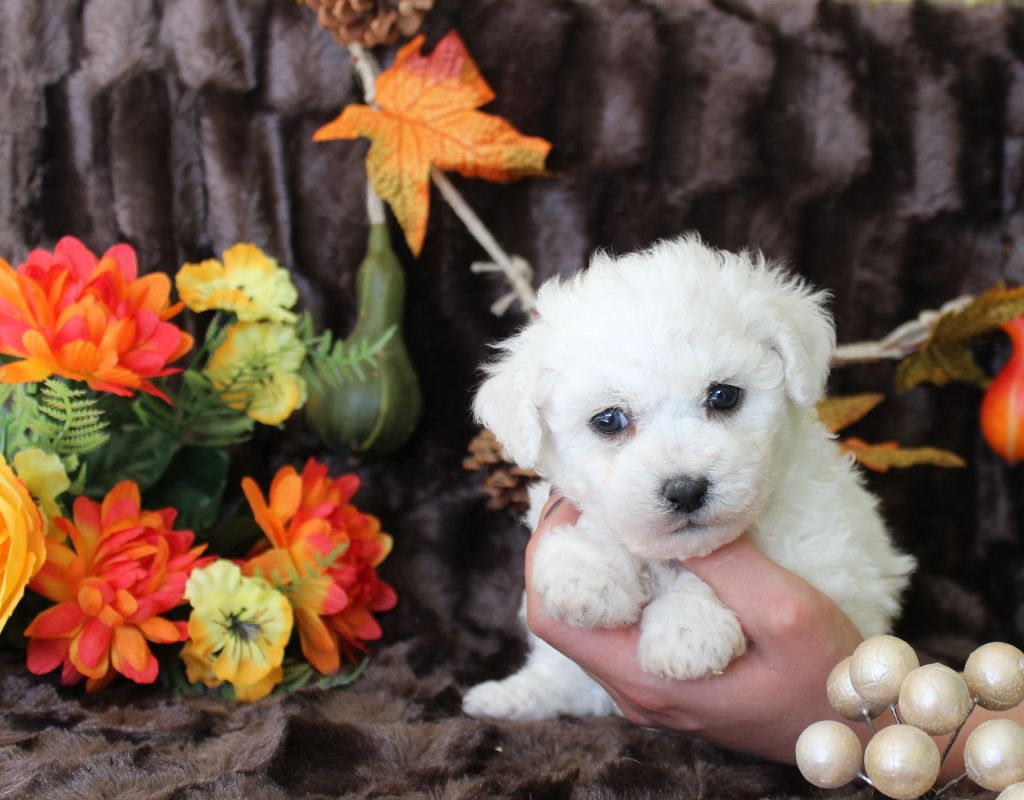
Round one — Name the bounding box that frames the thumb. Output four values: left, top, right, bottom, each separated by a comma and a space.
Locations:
681, 535, 819, 639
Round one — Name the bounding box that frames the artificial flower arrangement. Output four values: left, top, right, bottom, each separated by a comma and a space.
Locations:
0, 236, 397, 701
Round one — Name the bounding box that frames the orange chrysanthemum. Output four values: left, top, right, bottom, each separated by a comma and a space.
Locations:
242, 459, 396, 674
0, 236, 193, 400
24, 481, 209, 692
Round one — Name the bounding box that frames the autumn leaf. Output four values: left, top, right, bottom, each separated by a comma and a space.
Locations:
817, 394, 964, 471
314, 30, 551, 256
895, 284, 1024, 392
816, 393, 885, 433
839, 438, 966, 472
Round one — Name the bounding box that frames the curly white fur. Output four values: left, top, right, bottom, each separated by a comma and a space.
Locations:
462, 235, 916, 721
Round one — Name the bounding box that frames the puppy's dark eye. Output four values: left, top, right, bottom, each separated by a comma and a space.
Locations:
706, 384, 742, 412
590, 407, 631, 435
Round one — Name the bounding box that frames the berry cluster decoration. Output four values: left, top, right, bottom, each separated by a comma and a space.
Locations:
797, 635, 1024, 799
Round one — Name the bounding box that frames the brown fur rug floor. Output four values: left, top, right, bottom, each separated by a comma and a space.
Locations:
1, 0, 1023, 797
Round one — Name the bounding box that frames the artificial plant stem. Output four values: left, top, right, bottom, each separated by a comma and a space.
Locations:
366, 180, 385, 226
346, 43, 538, 314
348, 43, 377, 104
345, 47, 386, 228
430, 167, 537, 311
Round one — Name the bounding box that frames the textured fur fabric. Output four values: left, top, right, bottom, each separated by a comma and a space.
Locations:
0, 0, 1023, 797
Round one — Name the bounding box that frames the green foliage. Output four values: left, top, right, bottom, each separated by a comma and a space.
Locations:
1, 380, 109, 460
143, 446, 230, 532
83, 422, 178, 496
167, 654, 370, 697
277, 657, 369, 693
33, 380, 111, 456
134, 372, 256, 449
203, 517, 264, 557
303, 322, 397, 396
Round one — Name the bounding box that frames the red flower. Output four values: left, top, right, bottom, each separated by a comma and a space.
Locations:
0, 236, 193, 400
24, 481, 209, 692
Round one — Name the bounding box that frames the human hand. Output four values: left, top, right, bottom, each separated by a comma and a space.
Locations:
524, 493, 867, 764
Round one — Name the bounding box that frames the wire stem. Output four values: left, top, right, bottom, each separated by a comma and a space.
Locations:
940, 701, 976, 765
931, 772, 967, 798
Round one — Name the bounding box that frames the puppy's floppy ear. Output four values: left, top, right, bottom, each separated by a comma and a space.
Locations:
750, 263, 836, 406
473, 328, 544, 470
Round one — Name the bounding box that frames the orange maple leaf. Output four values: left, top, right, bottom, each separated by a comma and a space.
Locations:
314, 31, 551, 256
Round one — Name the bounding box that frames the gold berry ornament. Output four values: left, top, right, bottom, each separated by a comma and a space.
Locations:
897, 663, 972, 735
863, 725, 941, 800
827, 656, 887, 720
849, 634, 920, 705
980, 317, 1024, 464
964, 719, 1024, 791
795, 721, 862, 789
963, 642, 1024, 711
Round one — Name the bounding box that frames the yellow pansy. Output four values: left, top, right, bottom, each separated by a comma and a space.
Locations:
0, 454, 46, 635
182, 560, 292, 701
13, 448, 69, 537
206, 322, 308, 425
176, 243, 299, 323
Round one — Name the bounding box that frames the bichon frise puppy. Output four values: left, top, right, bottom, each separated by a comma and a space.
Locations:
462, 235, 916, 721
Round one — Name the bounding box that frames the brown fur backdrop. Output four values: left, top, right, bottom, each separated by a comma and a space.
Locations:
1, 0, 1023, 797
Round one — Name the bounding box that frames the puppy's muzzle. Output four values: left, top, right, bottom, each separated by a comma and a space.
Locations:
662, 475, 709, 515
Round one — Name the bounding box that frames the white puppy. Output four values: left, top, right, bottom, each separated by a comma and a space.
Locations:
462, 235, 916, 721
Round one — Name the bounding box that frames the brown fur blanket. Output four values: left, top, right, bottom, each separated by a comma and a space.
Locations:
0, 0, 1023, 797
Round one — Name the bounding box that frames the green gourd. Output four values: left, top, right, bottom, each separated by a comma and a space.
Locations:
305, 223, 422, 458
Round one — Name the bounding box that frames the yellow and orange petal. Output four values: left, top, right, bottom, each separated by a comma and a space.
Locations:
206, 322, 307, 425
175, 243, 298, 323
0, 454, 46, 636
0, 237, 192, 399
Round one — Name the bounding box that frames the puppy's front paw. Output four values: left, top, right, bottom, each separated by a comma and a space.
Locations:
463, 678, 554, 721
532, 530, 644, 629
637, 596, 746, 680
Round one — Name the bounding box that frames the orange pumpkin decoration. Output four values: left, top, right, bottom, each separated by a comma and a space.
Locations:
980, 317, 1024, 464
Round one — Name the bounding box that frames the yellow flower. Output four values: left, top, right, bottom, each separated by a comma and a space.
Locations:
206, 322, 308, 425
0, 454, 46, 635
182, 560, 292, 701
176, 243, 299, 323
13, 448, 69, 537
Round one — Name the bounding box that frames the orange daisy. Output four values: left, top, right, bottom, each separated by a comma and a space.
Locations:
0, 236, 193, 400
24, 481, 209, 691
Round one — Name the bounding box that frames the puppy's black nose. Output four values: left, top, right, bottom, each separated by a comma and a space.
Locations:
662, 476, 709, 514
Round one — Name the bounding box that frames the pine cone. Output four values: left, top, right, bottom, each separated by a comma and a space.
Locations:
302, 0, 434, 48
464, 429, 539, 516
